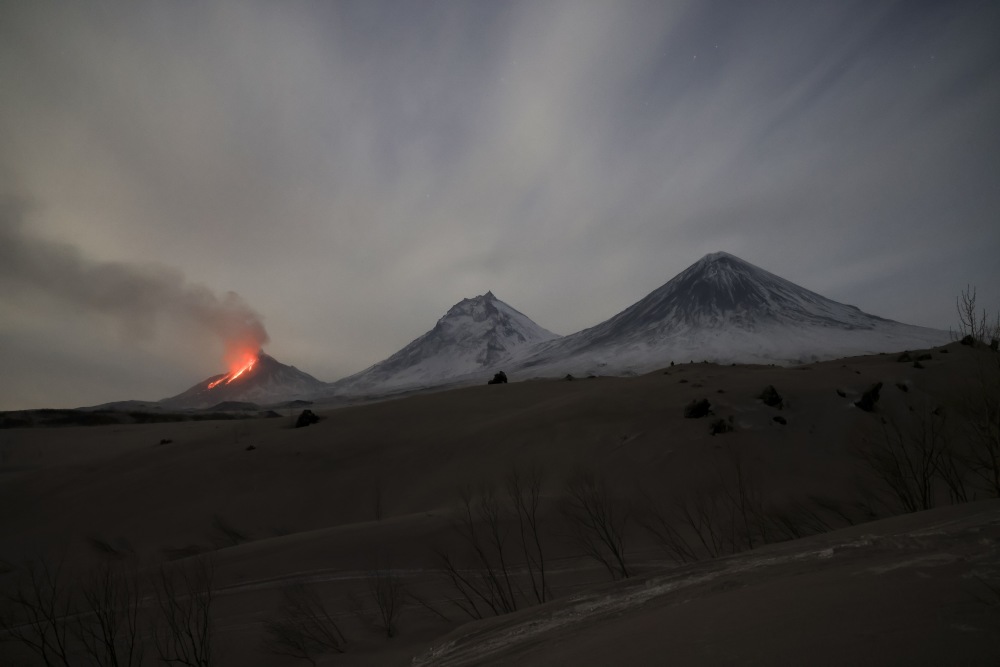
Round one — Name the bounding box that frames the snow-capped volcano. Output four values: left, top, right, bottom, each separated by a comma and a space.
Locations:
331, 292, 558, 395
517, 252, 949, 375
161, 351, 327, 409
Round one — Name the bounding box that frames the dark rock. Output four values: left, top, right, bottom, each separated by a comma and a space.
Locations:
710, 417, 734, 435
896, 351, 913, 362
717, 389, 725, 394
487, 371, 508, 385
854, 382, 883, 412
564, 374, 575, 381
245, 445, 256, 451
940, 349, 949, 353
960, 334, 975, 346
836, 389, 847, 398
916, 353, 932, 361
913, 361, 925, 369
759, 385, 783, 408
895, 382, 909, 393
587, 375, 598, 379
684, 399, 712, 419
295, 409, 319, 428
159, 438, 173, 445
772, 415, 787, 425
679, 379, 689, 384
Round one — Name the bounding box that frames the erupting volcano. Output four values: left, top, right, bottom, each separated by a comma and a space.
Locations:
207, 352, 259, 389
160, 350, 327, 409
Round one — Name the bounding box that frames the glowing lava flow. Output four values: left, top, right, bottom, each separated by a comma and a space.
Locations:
207, 355, 258, 390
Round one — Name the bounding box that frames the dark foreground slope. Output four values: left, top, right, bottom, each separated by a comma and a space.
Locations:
414, 501, 1000, 667
1, 342, 997, 666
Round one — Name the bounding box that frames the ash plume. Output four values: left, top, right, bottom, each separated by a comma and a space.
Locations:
0, 198, 269, 357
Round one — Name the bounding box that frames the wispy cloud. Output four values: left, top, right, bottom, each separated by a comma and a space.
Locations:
1, 0, 998, 408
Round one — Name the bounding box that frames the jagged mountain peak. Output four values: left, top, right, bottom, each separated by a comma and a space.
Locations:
332, 292, 557, 394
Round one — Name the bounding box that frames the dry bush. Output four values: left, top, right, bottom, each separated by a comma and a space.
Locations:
561, 471, 630, 580
151, 558, 213, 667
76, 561, 145, 667
1, 559, 75, 667
435, 466, 552, 619
367, 565, 404, 639
505, 466, 550, 604
262, 584, 346, 665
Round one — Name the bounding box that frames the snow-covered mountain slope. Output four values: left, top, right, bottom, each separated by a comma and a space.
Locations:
160, 351, 327, 409
330, 292, 558, 395
515, 252, 949, 376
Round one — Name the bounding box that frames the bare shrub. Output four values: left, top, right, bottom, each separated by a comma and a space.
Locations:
262, 584, 346, 665
151, 558, 213, 667
561, 471, 630, 580
76, 561, 145, 667
955, 285, 1000, 346
368, 566, 404, 639
857, 405, 959, 513
1, 559, 75, 667
436, 485, 519, 619
505, 466, 550, 604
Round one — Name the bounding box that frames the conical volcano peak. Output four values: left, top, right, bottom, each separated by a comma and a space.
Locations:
689, 251, 760, 276
161, 351, 326, 408
699, 250, 738, 263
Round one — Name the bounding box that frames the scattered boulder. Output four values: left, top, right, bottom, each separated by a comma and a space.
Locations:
895, 382, 909, 393
896, 351, 913, 362
758, 385, 783, 409
772, 415, 787, 425
564, 374, 575, 381
940, 348, 949, 354
710, 417, 734, 435
679, 379, 689, 384
158, 438, 173, 445
916, 353, 932, 361
960, 334, 975, 346
295, 409, 319, 428
245, 444, 256, 451
487, 371, 508, 385
913, 361, 925, 369
684, 399, 712, 419
854, 382, 883, 412
836, 389, 847, 398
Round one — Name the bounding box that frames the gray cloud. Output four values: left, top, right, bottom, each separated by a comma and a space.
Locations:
1, 0, 998, 409
0, 198, 268, 371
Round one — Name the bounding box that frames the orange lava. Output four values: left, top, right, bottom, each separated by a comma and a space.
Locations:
206, 353, 258, 390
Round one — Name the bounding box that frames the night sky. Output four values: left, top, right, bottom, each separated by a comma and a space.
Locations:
2, 1, 998, 410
